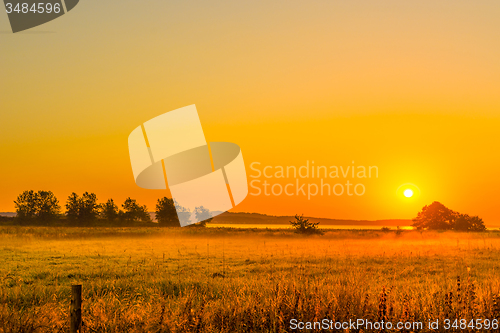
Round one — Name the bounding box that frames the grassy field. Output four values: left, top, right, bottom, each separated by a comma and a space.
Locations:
1, 227, 500, 332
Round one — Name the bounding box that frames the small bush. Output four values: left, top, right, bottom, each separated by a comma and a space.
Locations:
290, 214, 323, 235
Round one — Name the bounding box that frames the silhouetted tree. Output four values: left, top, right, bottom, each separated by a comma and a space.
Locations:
101, 198, 119, 222
80, 192, 100, 223
468, 215, 487, 231
65, 192, 101, 225
65, 192, 80, 222
290, 214, 322, 235
14, 190, 38, 221
121, 198, 151, 223
155, 197, 180, 227
14, 190, 60, 225
413, 202, 486, 231
36, 191, 61, 223
454, 214, 486, 232
412, 202, 457, 230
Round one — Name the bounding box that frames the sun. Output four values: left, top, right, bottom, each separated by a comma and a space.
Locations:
404, 189, 414, 198
397, 183, 420, 200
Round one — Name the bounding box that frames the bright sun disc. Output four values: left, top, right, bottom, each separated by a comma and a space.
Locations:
404, 189, 413, 198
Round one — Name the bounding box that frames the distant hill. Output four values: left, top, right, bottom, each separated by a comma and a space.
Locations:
211, 212, 412, 227
0, 211, 412, 227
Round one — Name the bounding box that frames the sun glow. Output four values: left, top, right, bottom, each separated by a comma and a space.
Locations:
404, 189, 414, 198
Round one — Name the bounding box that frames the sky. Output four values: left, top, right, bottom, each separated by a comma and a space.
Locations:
1, 0, 500, 224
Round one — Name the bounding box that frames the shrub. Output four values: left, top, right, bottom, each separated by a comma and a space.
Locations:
290, 214, 323, 235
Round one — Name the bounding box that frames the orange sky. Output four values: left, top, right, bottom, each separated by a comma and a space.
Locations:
1, 0, 500, 224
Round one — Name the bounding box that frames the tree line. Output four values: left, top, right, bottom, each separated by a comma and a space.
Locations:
8, 191, 488, 231
12, 190, 211, 227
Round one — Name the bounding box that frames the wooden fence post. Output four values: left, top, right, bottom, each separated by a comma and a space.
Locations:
70, 285, 82, 333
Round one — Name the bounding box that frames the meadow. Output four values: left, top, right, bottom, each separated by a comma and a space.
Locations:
1, 226, 500, 332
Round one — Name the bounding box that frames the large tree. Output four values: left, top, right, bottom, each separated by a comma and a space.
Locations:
14, 190, 61, 225
65, 192, 101, 225
79, 192, 100, 222
453, 214, 486, 232
155, 197, 180, 227
412, 202, 457, 230
413, 202, 486, 231
101, 198, 119, 221
14, 190, 38, 221
121, 198, 151, 223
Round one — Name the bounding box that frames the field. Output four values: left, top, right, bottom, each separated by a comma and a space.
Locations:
1, 227, 500, 332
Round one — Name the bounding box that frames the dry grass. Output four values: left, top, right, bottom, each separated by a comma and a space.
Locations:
1, 227, 500, 332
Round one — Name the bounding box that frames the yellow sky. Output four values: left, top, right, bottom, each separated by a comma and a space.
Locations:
1, 0, 500, 224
